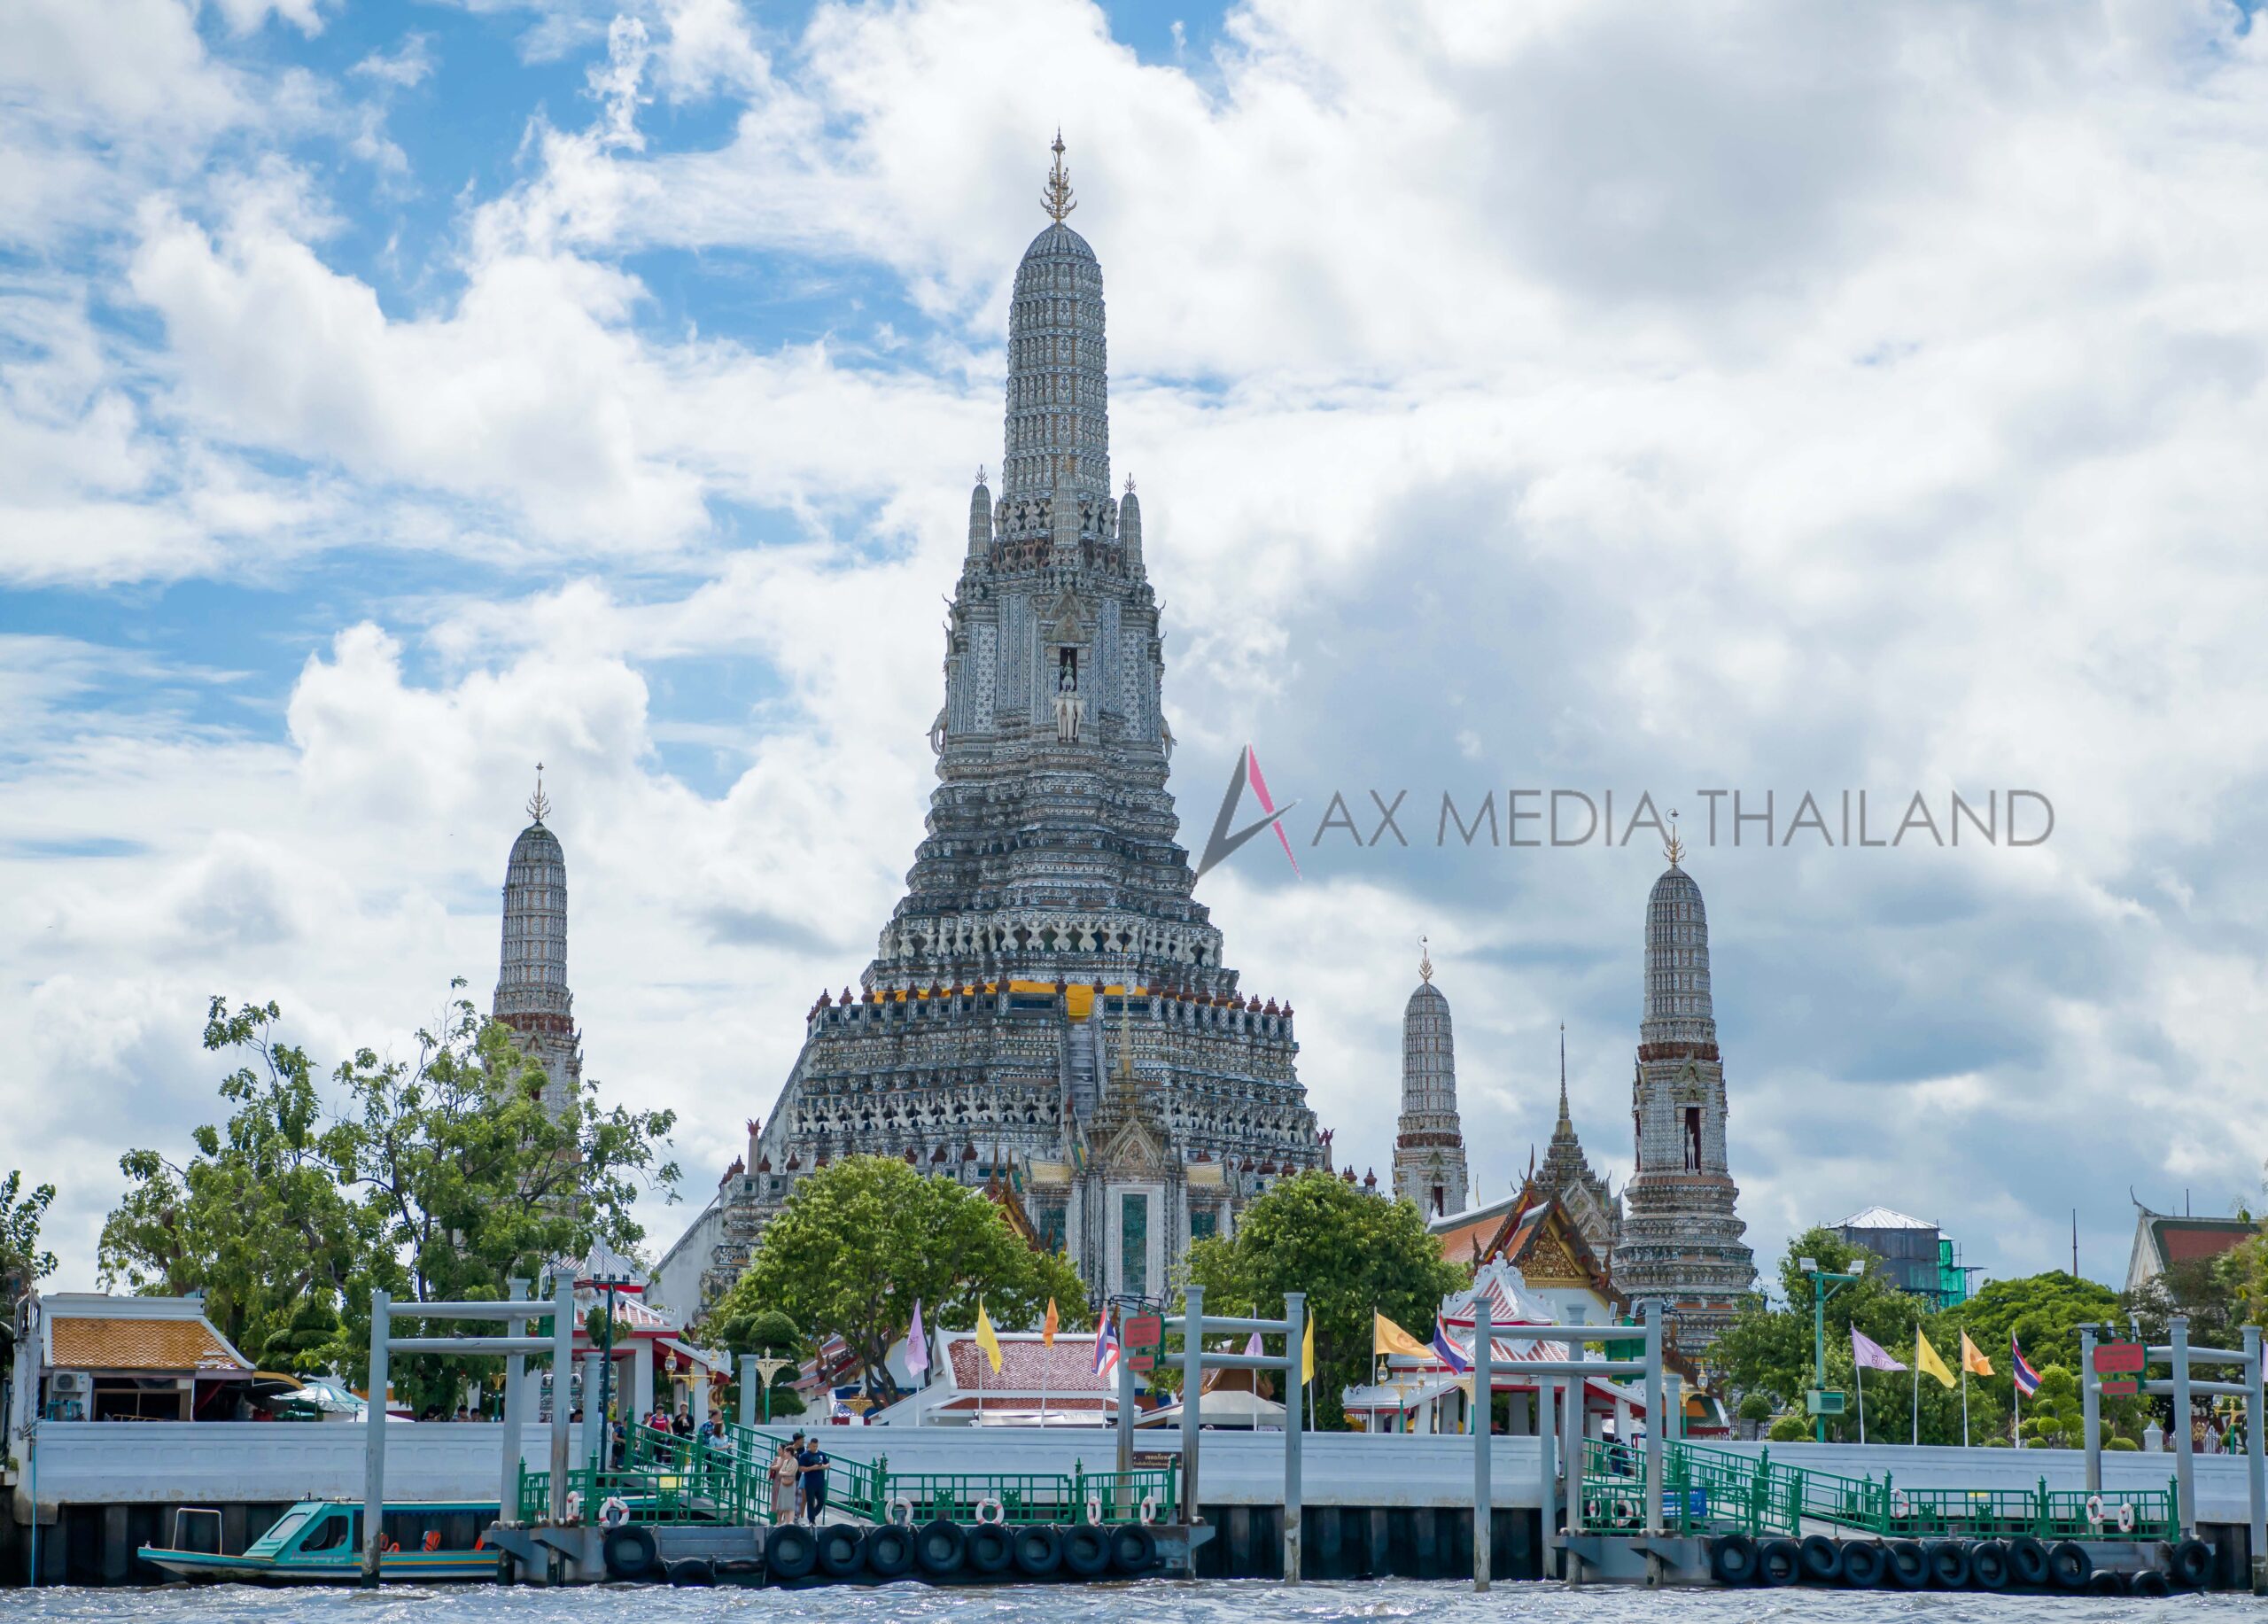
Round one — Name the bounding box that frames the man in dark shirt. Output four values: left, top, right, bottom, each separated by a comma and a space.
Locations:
796, 1434, 830, 1524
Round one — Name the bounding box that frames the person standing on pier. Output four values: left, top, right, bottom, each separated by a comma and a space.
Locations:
797, 1434, 831, 1524
769, 1438, 801, 1524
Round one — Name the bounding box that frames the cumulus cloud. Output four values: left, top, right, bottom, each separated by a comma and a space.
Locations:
6, 0, 2268, 1289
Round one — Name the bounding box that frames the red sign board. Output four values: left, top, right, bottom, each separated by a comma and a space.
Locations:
1123, 1314, 1163, 1373
2098, 1379, 2140, 1398
2093, 1342, 2145, 1375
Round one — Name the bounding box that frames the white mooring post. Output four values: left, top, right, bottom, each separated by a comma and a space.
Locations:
2081, 1324, 2101, 1494
2243, 1323, 2265, 1596
739, 1354, 757, 1428
1472, 1294, 1492, 1591
2172, 1316, 2196, 1538
1115, 1316, 1135, 1478
1284, 1291, 1304, 1581
1181, 1286, 1203, 1538
501, 1278, 529, 1524
1537, 1365, 1558, 1579
549, 1279, 574, 1523
362, 1288, 391, 1587
1643, 1304, 1665, 1541
579, 1353, 602, 1467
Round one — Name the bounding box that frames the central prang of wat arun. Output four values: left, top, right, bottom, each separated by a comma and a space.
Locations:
708, 139, 1325, 1310
610, 138, 1752, 1345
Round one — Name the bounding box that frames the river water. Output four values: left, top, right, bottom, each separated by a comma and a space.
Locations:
0, 1583, 2248, 1621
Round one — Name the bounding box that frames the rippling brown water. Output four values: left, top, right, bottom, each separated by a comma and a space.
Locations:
3, 1582, 2249, 1622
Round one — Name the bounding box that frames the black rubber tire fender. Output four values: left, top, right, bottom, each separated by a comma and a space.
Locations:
914, 1518, 966, 1577
2047, 1539, 2092, 1589
666, 1557, 716, 1587
2085, 1569, 2130, 1596
1798, 1534, 1844, 1584
2131, 1567, 2171, 1597
816, 1524, 864, 1578
1012, 1523, 1064, 1577
1925, 1539, 1971, 1589
1840, 1542, 1887, 1589
601, 1524, 658, 1582
964, 1522, 1013, 1574
864, 1524, 915, 1579
1757, 1537, 1801, 1587
1885, 1539, 1930, 1589
766, 1523, 818, 1581
1108, 1523, 1157, 1574
2006, 1535, 2050, 1588
1968, 1539, 2011, 1590
1708, 1532, 1759, 1586
2170, 1537, 2214, 1589
1063, 1523, 1111, 1577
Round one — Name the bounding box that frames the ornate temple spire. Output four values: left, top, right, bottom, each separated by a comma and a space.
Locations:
1557, 1022, 1569, 1122
1641, 840, 1715, 1050
1393, 944, 1468, 1216
1003, 134, 1108, 504
1042, 128, 1076, 222
494, 778, 578, 1116
967, 467, 992, 558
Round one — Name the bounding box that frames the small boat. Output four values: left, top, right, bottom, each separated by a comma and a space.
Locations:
138, 1499, 501, 1584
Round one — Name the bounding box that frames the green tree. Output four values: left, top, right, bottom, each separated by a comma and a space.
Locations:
260, 1297, 346, 1376
716, 1156, 1089, 1401
1, 1169, 59, 1302
101, 989, 679, 1413
1183, 1169, 1466, 1431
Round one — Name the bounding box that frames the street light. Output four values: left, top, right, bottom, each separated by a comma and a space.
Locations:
1804, 1259, 1864, 1442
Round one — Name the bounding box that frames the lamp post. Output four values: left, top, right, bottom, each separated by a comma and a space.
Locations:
1799, 1256, 1863, 1443
592, 1274, 632, 1470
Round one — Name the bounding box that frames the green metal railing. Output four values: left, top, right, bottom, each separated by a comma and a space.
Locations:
1579, 1438, 2179, 1544
519, 1420, 1181, 1532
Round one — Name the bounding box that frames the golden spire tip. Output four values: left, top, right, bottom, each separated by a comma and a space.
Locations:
1665, 810, 1683, 867
1042, 130, 1077, 223
1418, 934, 1433, 984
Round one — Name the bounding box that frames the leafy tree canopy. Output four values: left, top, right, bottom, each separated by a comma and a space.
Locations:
1183, 1169, 1467, 1431
2, 1169, 59, 1302
715, 1156, 1089, 1401
99, 989, 678, 1413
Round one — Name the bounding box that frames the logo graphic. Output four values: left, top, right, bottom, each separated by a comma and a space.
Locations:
1194, 745, 1300, 882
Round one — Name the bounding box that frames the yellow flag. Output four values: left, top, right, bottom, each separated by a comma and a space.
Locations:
1301, 1314, 1315, 1385
1915, 1327, 1955, 1389
1373, 1310, 1433, 1362
1960, 1331, 1993, 1377
1042, 1298, 1059, 1348
975, 1302, 1003, 1374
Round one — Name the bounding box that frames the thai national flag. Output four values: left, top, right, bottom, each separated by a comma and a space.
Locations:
2012, 1337, 2041, 1397
1432, 1319, 1472, 1374
1093, 1315, 1122, 1380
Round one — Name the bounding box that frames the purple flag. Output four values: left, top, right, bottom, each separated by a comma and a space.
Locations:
1852, 1327, 1906, 1372
906, 1301, 928, 1375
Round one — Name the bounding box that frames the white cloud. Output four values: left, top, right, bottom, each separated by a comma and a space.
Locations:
9, 0, 2268, 1290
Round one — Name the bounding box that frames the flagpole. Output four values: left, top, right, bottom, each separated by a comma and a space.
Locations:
1962, 1363, 1970, 1449
1912, 1331, 1920, 1448
1857, 1364, 1866, 1445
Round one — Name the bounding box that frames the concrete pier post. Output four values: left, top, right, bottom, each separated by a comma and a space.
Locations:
2242, 1324, 2264, 1595
1643, 1304, 1664, 1538
550, 1280, 573, 1523
690, 1373, 708, 1429
1537, 1369, 1557, 1578
2081, 1325, 2101, 1494
2173, 1316, 2196, 1537
633, 1339, 655, 1419
1115, 1317, 1134, 1478
739, 1355, 757, 1428
579, 1354, 602, 1468
1564, 1326, 1586, 1552
1285, 1291, 1303, 1581
501, 1278, 529, 1521
1181, 1286, 1203, 1535
1472, 1295, 1491, 1592
362, 1288, 390, 1587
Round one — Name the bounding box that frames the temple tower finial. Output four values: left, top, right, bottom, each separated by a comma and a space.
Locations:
1418, 934, 1433, 983
1042, 129, 1076, 223
527, 761, 551, 825
1664, 809, 1683, 867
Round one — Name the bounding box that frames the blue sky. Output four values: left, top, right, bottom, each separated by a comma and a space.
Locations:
7, 0, 2268, 1302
